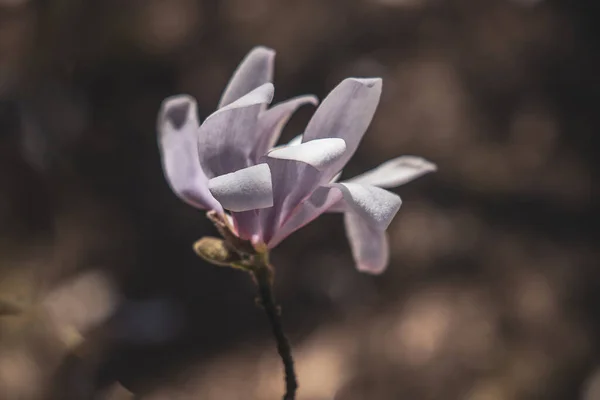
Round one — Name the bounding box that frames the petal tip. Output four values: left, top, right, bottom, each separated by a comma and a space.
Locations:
162, 99, 195, 130
406, 156, 438, 173
159, 95, 198, 131
254, 82, 275, 102
305, 95, 319, 106
356, 262, 388, 275
347, 77, 382, 89
249, 45, 276, 58
264, 82, 275, 100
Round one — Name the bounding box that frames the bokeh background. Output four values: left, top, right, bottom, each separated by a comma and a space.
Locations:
0, 0, 595, 399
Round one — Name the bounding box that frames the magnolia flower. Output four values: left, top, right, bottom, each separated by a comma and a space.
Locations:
158, 47, 436, 274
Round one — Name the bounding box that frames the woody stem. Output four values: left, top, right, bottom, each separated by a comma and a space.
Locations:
253, 264, 298, 400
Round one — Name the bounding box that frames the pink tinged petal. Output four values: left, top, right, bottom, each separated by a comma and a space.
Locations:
344, 212, 390, 274
232, 209, 262, 242
325, 198, 346, 213
218, 46, 275, 109
302, 78, 383, 179
197, 83, 274, 177
268, 185, 343, 247
259, 160, 321, 245
157, 95, 223, 213
260, 138, 348, 244
347, 156, 437, 188
251, 95, 318, 162
332, 183, 401, 230
208, 163, 273, 212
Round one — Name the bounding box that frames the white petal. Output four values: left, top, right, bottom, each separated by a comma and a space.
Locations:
348, 156, 437, 188
287, 133, 303, 147
251, 95, 318, 162
157, 95, 222, 212
333, 183, 401, 230
267, 138, 346, 171
218, 46, 275, 108
198, 83, 274, 177
345, 212, 389, 274
208, 164, 273, 212
302, 78, 382, 180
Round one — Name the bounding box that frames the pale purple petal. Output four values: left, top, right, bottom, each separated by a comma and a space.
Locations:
251, 95, 318, 162
345, 212, 389, 274
157, 95, 222, 213
302, 78, 382, 179
332, 183, 401, 230
271, 180, 401, 247
258, 139, 347, 244
218, 46, 275, 108
347, 156, 437, 188
267, 138, 346, 170
268, 185, 343, 247
208, 163, 273, 212
258, 159, 321, 245
198, 83, 274, 177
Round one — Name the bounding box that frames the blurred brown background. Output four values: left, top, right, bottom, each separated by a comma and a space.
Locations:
0, 0, 595, 399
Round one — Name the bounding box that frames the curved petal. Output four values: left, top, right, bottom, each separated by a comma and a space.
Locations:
269, 185, 343, 247
218, 46, 275, 108
345, 212, 389, 274
208, 163, 273, 212
198, 83, 274, 177
235, 138, 346, 245
302, 78, 382, 179
258, 139, 346, 244
251, 95, 318, 162
271, 181, 401, 247
347, 156, 437, 188
332, 183, 401, 230
267, 138, 346, 170
157, 95, 222, 213
259, 159, 321, 245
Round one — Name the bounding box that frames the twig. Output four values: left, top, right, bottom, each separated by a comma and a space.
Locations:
253, 265, 298, 400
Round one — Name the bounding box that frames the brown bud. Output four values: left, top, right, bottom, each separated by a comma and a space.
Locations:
193, 237, 241, 266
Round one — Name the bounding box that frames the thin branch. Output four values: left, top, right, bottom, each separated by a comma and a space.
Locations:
253, 266, 298, 400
